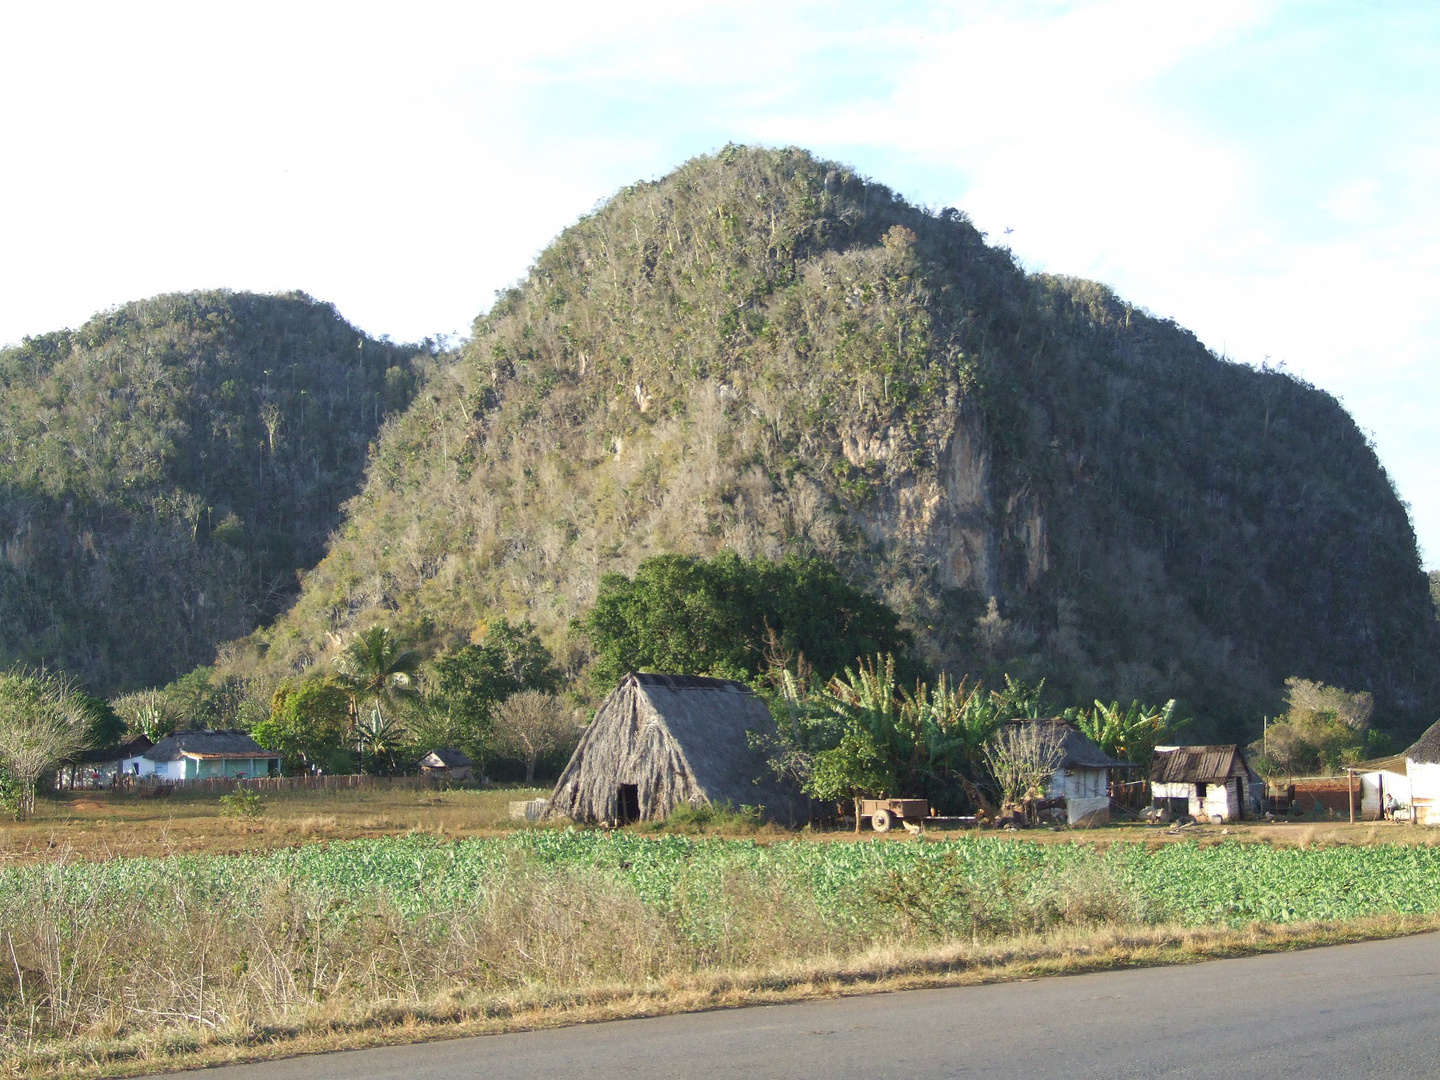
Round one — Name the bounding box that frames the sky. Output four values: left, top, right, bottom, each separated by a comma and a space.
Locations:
1, 1, 1436, 566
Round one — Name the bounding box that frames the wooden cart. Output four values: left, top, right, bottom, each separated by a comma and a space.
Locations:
859, 798, 930, 833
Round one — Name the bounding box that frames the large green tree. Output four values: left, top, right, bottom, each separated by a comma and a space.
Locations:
427, 619, 561, 770
253, 681, 352, 774
582, 552, 910, 689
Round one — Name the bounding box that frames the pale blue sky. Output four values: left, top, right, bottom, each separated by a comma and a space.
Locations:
2, 1, 1435, 565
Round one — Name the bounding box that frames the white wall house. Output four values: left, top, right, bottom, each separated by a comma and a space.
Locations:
1350, 754, 1412, 820
130, 730, 280, 782
1008, 718, 1131, 825
1345, 722, 1440, 825
1151, 745, 1264, 822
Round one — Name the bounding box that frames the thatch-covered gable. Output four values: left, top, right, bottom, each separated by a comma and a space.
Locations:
1404, 720, 1440, 765
548, 673, 804, 824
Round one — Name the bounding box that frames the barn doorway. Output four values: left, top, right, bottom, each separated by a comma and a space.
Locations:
618, 784, 640, 823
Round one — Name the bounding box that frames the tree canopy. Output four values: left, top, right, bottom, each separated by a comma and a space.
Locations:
582, 552, 911, 688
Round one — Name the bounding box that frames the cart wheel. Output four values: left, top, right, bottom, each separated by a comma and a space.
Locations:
872, 808, 893, 833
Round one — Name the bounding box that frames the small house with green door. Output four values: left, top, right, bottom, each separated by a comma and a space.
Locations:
135, 730, 280, 782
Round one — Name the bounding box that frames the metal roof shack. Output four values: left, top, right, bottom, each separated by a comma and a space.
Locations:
1152, 745, 1245, 785
1151, 744, 1262, 822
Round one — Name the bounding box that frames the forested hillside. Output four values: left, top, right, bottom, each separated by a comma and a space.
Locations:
0, 291, 424, 694
213, 147, 1436, 739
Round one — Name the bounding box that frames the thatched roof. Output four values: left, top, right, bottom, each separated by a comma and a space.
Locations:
1404, 719, 1440, 764
1003, 718, 1132, 770
145, 730, 273, 762
1348, 753, 1409, 774
549, 672, 805, 824
420, 747, 472, 768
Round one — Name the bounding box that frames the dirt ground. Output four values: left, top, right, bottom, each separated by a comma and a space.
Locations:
3, 789, 1436, 866
0, 785, 552, 865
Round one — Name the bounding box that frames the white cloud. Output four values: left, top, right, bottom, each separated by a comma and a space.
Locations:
1, 0, 1435, 561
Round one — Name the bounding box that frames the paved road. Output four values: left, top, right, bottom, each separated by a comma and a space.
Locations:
182, 934, 1440, 1079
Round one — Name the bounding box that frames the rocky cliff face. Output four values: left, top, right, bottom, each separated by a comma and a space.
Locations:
0, 291, 422, 694
229, 148, 1437, 737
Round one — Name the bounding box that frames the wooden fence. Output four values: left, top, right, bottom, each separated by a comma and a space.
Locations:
113, 774, 471, 796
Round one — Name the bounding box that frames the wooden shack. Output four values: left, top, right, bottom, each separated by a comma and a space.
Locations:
1151, 744, 1263, 822
418, 747, 474, 781
548, 672, 805, 825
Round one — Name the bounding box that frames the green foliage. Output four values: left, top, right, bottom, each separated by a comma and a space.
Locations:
643, 800, 764, 834
1072, 699, 1186, 766
73, 692, 125, 750
111, 689, 181, 742
11, 832, 1440, 931
0, 671, 91, 818
253, 681, 351, 774
161, 667, 261, 730
333, 626, 422, 721
583, 552, 909, 689
217, 788, 264, 820
805, 727, 896, 821
352, 708, 412, 776
1249, 677, 1384, 776
0, 765, 21, 820
226, 147, 1435, 737
757, 659, 1051, 814
0, 290, 424, 694
428, 619, 562, 769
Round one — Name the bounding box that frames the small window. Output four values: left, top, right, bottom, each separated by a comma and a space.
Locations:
1196, 782, 1208, 799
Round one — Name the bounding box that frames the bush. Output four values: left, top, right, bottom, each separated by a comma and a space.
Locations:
217, 789, 264, 820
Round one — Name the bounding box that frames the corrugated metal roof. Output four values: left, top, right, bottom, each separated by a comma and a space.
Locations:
1348, 753, 1409, 774
1150, 745, 1245, 784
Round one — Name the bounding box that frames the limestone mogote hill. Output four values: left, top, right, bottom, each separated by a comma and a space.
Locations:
220, 146, 1436, 739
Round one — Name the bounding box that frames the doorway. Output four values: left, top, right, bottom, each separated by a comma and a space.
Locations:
618, 784, 640, 824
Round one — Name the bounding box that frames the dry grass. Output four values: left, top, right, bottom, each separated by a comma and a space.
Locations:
0, 787, 552, 866
5, 895, 1435, 1080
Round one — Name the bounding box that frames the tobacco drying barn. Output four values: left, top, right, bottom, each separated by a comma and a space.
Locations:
548, 672, 805, 824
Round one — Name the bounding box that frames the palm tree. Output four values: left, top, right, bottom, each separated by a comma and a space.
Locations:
352, 705, 408, 775
333, 626, 422, 728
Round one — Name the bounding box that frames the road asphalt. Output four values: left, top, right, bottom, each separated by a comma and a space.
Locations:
177, 932, 1440, 1079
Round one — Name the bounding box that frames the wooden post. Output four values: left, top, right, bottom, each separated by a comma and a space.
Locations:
1348, 769, 1355, 824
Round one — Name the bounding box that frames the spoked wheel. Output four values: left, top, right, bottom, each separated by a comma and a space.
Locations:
872, 808, 893, 833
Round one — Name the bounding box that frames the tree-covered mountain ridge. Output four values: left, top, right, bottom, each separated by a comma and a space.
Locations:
210, 145, 1434, 739
0, 290, 426, 694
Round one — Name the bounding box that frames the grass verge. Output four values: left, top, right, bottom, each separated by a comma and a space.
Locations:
6, 831, 1440, 1077
8, 914, 1438, 1079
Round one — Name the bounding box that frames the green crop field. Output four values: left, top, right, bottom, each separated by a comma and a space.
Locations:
6, 831, 1440, 1075
6, 832, 1439, 929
